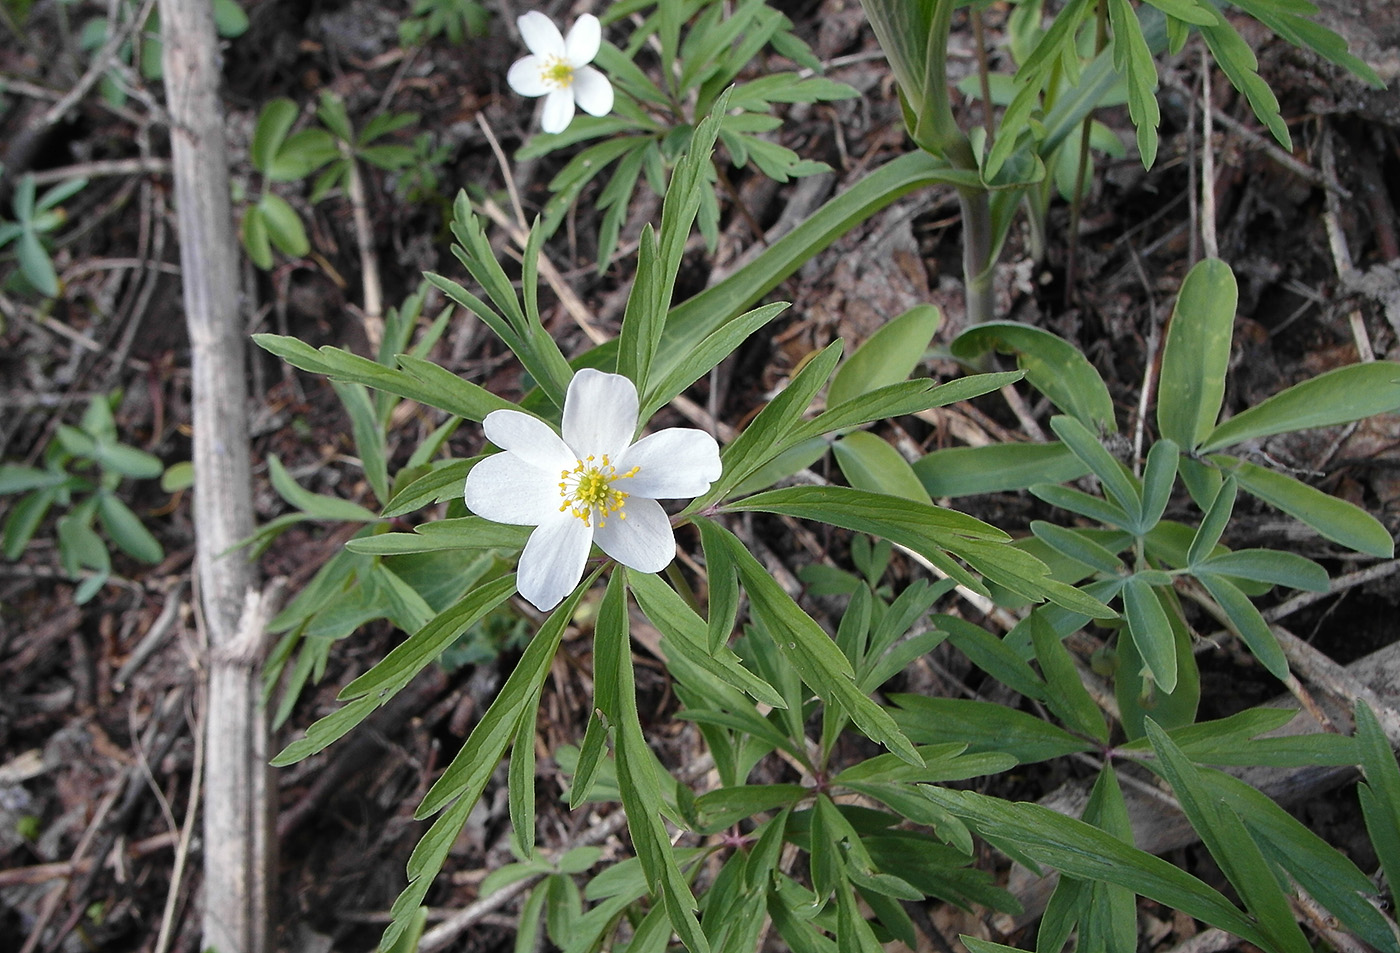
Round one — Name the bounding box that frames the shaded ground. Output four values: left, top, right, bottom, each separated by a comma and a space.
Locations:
2, 0, 1400, 951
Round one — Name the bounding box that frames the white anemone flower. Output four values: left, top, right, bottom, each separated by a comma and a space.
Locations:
465, 369, 722, 612
506, 11, 615, 135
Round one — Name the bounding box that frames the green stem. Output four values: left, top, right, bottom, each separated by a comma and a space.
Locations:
958, 186, 996, 325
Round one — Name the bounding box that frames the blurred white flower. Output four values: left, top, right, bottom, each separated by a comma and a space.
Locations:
466, 369, 722, 611
506, 11, 615, 134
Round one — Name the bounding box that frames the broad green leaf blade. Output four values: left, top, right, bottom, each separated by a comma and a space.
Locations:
1027, 612, 1108, 743
639, 301, 789, 421
96, 492, 163, 563
1193, 549, 1329, 592
827, 305, 941, 409
950, 323, 1114, 432
258, 192, 309, 256
1145, 721, 1312, 953
915, 442, 1089, 497
1220, 456, 1394, 557
1157, 259, 1236, 450
1116, 585, 1200, 739
832, 432, 929, 502
888, 695, 1092, 764
1201, 362, 1400, 452
251, 98, 298, 173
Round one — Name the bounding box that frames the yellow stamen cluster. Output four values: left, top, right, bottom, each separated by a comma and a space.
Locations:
540, 56, 575, 90
558, 454, 640, 528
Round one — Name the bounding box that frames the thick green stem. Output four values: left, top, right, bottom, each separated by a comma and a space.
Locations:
959, 186, 996, 325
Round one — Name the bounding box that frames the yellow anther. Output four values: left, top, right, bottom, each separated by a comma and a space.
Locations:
557, 455, 641, 527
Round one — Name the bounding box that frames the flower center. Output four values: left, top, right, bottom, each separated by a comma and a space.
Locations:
558, 455, 640, 528
539, 56, 574, 90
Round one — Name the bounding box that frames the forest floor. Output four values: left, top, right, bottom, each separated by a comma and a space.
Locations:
2, 0, 1400, 951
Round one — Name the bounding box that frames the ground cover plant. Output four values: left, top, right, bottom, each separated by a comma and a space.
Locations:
2, 1, 1400, 952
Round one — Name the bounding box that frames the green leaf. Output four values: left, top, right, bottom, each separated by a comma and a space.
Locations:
950, 323, 1115, 432
96, 492, 163, 563
1106, 0, 1161, 166
915, 442, 1089, 497
1049, 416, 1141, 527
1200, 18, 1290, 149
1218, 456, 1393, 557
1356, 700, 1400, 913
827, 305, 941, 409
1122, 574, 1177, 693
639, 302, 789, 421
1193, 549, 1329, 592
268, 129, 338, 182
273, 576, 517, 765
241, 203, 272, 269
94, 442, 165, 480
381, 459, 473, 518
832, 432, 929, 502
258, 193, 310, 257
1144, 721, 1312, 953
1156, 259, 1236, 450
888, 696, 1092, 764
1117, 585, 1199, 739
924, 787, 1271, 947
1187, 477, 1237, 566
697, 519, 740, 655
266, 454, 378, 522
1027, 612, 1108, 742
1193, 570, 1289, 681
711, 520, 920, 765
345, 518, 529, 555
251, 99, 298, 174
17, 229, 59, 297
1202, 361, 1400, 452
3, 488, 57, 560
253, 333, 515, 421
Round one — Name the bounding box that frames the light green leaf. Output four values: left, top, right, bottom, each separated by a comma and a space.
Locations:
1202, 361, 1400, 452
1145, 721, 1312, 953
1218, 455, 1394, 557
832, 431, 929, 502
1193, 549, 1329, 592
96, 492, 163, 563
251, 99, 298, 174
266, 454, 378, 522
258, 192, 309, 257
950, 323, 1114, 432
915, 442, 1089, 497
1156, 259, 1236, 450
1123, 574, 1177, 693
1193, 570, 1289, 680
1050, 416, 1141, 526
827, 304, 941, 409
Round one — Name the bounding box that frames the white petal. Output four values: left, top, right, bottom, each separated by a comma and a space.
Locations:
517, 514, 593, 611
482, 409, 574, 471
615, 428, 721, 498
517, 11, 565, 58
571, 66, 614, 117
540, 88, 576, 134
562, 369, 639, 459
464, 453, 562, 525
593, 497, 675, 572
564, 13, 601, 66
507, 55, 550, 97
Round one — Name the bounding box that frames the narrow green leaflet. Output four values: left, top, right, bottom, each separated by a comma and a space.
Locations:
1106, 0, 1161, 166
889, 696, 1091, 764
267, 455, 379, 522
346, 518, 531, 555
1357, 700, 1400, 911
1201, 361, 1400, 452
1049, 416, 1141, 527
923, 787, 1271, 948
1027, 612, 1108, 743
1156, 259, 1236, 450
253, 333, 514, 421
1218, 455, 1393, 557
640, 301, 789, 421
708, 520, 920, 765
1192, 570, 1289, 680
1187, 477, 1237, 566
330, 380, 389, 505
1199, 18, 1290, 149
272, 575, 517, 765
1122, 574, 1177, 693
1116, 585, 1199, 739
1191, 549, 1328, 592
1144, 720, 1312, 953
381, 459, 474, 518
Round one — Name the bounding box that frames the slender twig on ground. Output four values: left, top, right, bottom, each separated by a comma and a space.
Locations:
1200, 48, 1219, 260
